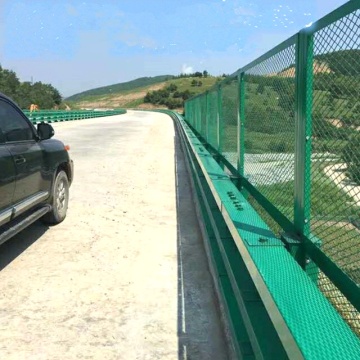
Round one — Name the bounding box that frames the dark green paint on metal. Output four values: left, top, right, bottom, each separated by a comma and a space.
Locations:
294, 29, 314, 270
174, 111, 289, 360
238, 72, 245, 178
294, 30, 313, 238
173, 111, 360, 359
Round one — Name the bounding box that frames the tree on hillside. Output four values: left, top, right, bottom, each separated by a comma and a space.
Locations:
180, 90, 193, 100
15, 82, 33, 108
0, 66, 21, 100
167, 83, 178, 92
0, 64, 62, 109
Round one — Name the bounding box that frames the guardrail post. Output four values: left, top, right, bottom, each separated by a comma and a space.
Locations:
294, 29, 316, 277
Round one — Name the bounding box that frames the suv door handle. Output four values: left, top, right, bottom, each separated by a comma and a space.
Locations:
14, 156, 26, 165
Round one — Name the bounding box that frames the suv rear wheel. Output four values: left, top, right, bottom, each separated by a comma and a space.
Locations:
42, 170, 69, 224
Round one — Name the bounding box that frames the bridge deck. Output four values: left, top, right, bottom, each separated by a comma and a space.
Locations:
0, 111, 229, 359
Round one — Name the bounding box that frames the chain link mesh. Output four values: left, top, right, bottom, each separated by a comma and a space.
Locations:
220, 76, 238, 166
308, 8, 360, 334
184, 4, 360, 338
244, 44, 296, 223
200, 95, 207, 138
208, 90, 219, 149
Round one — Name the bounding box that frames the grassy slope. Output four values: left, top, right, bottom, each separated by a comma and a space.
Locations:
65, 75, 174, 102
67, 76, 222, 109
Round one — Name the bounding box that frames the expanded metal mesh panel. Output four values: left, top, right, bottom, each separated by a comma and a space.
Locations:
197, 97, 203, 134
244, 44, 296, 222
208, 90, 219, 149
187, 102, 194, 127
194, 97, 201, 133
247, 193, 283, 237
183, 3, 360, 342
309, 8, 360, 331
200, 95, 207, 139
220, 77, 238, 167
318, 270, 360, 337
192, 98, 198, 131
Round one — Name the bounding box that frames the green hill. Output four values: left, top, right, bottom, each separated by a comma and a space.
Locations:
66, 76, 222, 110
66, 75, 174, 102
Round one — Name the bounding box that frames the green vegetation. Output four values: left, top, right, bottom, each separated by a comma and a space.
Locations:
342, 133, 360, 185
187, 49, 360, 294
191, 79, 203, 87
66, 75, 174, 102
316, 49, 360, 76
143, 72, 220, 109
250, 163, 359, 229
67, 75, 221, 110
144, 83, 194, 109
176, 70, 209, 78
0, 64, 62, 109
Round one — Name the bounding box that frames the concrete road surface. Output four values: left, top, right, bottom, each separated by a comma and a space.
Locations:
0, 111, 229, 360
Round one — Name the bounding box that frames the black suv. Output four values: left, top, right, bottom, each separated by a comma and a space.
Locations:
0, 92, 73, 246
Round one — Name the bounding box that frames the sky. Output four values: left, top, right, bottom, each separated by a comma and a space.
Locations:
0, 0, 350, 97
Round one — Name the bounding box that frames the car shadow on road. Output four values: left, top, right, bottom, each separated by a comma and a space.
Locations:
174, 130, 229, 360
0, 221, 48, 271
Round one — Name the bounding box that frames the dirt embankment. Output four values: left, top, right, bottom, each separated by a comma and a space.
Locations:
267, 60, 333, 78
75, 83, 167, 109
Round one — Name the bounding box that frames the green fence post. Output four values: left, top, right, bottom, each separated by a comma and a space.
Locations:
294, 29, 315, 275
217, 84, 223, 154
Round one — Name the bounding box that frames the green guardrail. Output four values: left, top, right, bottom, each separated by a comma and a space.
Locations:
184, 0, 360, 345
164, 109, 360, 359
23, 109, 126, 124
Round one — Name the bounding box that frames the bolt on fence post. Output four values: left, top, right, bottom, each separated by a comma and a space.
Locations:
237, 72, 245, 179
217, 84, 223, 155
294, 29, 315, 274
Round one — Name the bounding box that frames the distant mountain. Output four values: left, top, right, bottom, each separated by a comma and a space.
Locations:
66, 75, 175, 101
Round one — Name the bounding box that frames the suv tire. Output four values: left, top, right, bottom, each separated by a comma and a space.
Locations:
42, 170, 69, 224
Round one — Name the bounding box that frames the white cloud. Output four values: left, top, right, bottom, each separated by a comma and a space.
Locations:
182, 64, 193, 74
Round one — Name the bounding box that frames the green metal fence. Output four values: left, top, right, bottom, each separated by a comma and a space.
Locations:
22, 109, 126, 124
185, 1, 360, 337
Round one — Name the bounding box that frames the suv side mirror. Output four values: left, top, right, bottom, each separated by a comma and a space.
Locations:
37, 122, 54, 140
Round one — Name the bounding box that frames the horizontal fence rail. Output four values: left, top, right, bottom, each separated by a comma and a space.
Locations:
23, 109, 126, 124
183, 0, 360, 352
